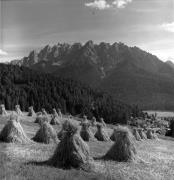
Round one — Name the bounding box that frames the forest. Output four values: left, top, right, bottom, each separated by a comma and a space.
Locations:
0, 64, 142, 124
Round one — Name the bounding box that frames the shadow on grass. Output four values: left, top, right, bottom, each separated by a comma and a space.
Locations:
26, 159, 94, 172
159, 135, 174, 141
93, 156, 104, 161
26, 160, 50, 167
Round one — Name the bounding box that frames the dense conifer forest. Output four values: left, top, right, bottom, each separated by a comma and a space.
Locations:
0, 64, 142, 124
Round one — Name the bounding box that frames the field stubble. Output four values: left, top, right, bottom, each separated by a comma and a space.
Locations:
0, 113, 174, 180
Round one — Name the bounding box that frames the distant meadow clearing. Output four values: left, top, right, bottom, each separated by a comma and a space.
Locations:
144, 111, 174, 117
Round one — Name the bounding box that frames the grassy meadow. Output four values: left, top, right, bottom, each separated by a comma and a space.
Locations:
144, 111, 174, 117
0, 112, 174, 180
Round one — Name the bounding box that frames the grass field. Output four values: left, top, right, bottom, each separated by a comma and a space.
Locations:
0, 113, 174, 180
144, 110, 174, 117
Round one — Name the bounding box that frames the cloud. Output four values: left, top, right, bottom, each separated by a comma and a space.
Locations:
85, 0, 132, 10
85, 0, 110, 10
0, 49, 8, 56
161, 22, 174, 33
112, 0, 132, 9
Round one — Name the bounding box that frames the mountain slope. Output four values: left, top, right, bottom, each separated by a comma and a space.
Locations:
0, 63, 138, 124
166, 60, 174, 70
100, 59, 174, 109
10, 41, 174, 110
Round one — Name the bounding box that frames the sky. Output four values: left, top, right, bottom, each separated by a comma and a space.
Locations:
0, 0, 174, 62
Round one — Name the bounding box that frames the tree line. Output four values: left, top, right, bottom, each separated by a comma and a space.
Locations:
0, 64, 142, 124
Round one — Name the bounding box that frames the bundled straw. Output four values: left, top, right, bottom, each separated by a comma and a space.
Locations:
104, 126, 137, 162
0, 114, 31, 144
28, 106, 36, 117
50, 121, 93, 169
33, 121, 58, 144
80, 115, 88, 125
91, 117, 97, 127
80, 122, 95, 141
94, 123, 110, 141
147, 129, 155, 139
52, 108, 59, 117
0, 104, 8, 116
57, 108, 62, 120
35, 114, 49, 125
15, 105, 23, 116
57, 120, 70, 140
50, 109, 61, 125
50, 115, 61, 125
41, 108, 48, 116
138, 128, 147, 140
133, 128, 141, 141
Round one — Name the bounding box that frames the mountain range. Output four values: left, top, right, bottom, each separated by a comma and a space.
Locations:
11, 41, 174, 110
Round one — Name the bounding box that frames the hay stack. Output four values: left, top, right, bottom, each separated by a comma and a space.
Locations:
50, 108, 61, 125
80, 115, 88, 125
104, 126, 137, 162
28, 106, 36, 117
91, 117, 97, 126
110, 128, 118, 141
133, 128, 141, 141
52, 108, 58, 117
0, 114, 31, 144
15, 105, 23, 116
50, 121, 93, 169
138, 128, 147, 140
35, 114, 49, 125
110, 125, 121, 141
80, 122, 95, 141
146, 129, 154, 139
41, 108, 48, 116
151, 129, 158, 139
50, 115, 61, 125
57, 120, 70, 140
33, 121, 58, 144
94, 123, 110, 141
0, 104, 8, 116
58, 108, 62, 120
34, 112, 42, 123
100, 118, 106, 127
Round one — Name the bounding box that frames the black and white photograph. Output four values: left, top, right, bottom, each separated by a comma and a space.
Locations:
0, 0, 174, 179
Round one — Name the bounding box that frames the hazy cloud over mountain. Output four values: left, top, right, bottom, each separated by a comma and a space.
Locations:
85, 0, 111, 10
161, 22, 174, 33
0, 49, 8, 56
85, 0, 132, 10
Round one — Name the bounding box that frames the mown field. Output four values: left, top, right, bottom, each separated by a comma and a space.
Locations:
144, 111, 174, 117
0, 112, 174, 180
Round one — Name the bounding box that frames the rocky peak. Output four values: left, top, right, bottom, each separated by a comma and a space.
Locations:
81, 41, 98, 65
38, 45, 51, 61
84, 40, 94, 48
51, 45, 59, 58
28, 50, 38, 64
70, 43, 82, 52
99, 42, 110, 50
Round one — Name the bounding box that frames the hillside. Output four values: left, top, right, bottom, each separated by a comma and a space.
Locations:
0, 63, 139, 124
166, 61, 174, 69
11, 41, 174, 109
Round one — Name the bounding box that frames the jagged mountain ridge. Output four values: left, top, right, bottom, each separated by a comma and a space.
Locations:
11, 41, 174, 109
11, 41, 173, 73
